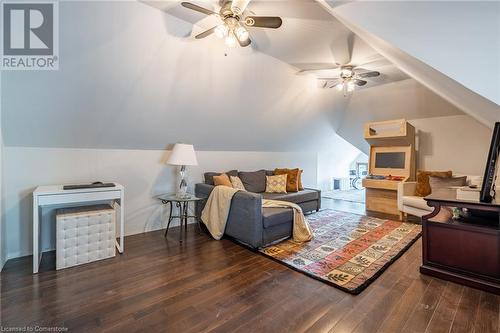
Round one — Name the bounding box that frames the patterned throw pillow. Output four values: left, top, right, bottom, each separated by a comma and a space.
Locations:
213, 173, 232, 187
230, 176, 246, 191
415, 170, 452, 196
274, 168, 300, 192
265, 174, 287, 193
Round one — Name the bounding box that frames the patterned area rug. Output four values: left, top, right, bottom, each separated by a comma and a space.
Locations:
259, 209, 421, 294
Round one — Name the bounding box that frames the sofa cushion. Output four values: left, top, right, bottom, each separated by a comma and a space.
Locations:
274, 168, 300, 192
402, 195, 433, 211
204, 170, 238, 185
261, 189, 319, 204
239, 170, 267, 193
262, 207, 293, 228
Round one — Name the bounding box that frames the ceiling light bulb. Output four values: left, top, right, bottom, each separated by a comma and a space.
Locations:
347, 81, 355, 92
336, 83, 344, 91
214, 24, 229, 39
225, 33, 237, 48
234, 26, 249, 42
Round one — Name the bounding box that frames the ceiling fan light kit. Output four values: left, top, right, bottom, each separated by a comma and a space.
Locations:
181, 1, 282, 48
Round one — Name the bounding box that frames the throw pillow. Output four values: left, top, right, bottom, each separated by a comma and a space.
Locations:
415, 170, 452, 196
230, 176, 246, 191
274, 168, 300, 192
265, 174, 287, 193
204, 170, 238, 185
238, 170, 267, 193
298, 169, 304, 190
213, 173, 232, 187
429, 176, 467, 191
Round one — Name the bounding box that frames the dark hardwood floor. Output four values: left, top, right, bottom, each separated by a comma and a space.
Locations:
1, 198, 498, 332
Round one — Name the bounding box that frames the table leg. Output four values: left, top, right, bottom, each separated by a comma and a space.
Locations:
184, 202, 189, 232
119, 189, 125, 253
33, 196, 40, 274
165, 201, 173, 238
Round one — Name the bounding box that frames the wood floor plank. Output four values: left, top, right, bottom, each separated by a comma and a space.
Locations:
401, 278, 448, 333
1, 201, 498, 333
474, 292, 500, 333
449, 287, 482, 333
424, 282, 464, 333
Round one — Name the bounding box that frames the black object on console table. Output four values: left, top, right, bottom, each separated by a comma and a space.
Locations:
421, 188, 500, 295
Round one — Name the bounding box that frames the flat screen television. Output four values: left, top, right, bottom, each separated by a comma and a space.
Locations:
480, 122, 500, 203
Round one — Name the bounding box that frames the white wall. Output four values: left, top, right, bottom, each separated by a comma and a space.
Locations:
3, 147, 317, 259
1, 0, 342, 152
0, 70, 4, 271
409, 115, 492, 175
322, 0, 500, 128
317, 135, 362, 191
337, 79, 464, 153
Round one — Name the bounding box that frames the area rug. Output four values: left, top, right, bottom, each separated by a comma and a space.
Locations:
259, 209, 421, 294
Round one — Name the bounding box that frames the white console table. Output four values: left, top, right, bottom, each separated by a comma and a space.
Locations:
32, 183, 124, 274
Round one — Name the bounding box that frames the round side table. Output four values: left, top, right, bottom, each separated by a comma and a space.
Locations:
157, 194, 204, 242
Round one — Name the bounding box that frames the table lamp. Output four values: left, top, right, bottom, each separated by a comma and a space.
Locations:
166, 143, 198, 198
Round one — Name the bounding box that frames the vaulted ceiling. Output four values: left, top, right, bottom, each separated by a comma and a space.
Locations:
2, 0, 488, 153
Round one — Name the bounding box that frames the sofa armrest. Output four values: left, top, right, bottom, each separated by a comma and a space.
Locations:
195, 183, 214, 217
225, 191, 263, 248
305, 187, 322, 211
397, 181, 417, 211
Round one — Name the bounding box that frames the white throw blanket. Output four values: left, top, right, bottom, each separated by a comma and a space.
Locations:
201, 186, 313, 242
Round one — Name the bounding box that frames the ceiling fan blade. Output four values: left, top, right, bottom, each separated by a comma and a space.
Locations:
244, 16, 282, 29
356, 70, 380, 78
237, 36, 252, 47
181, 2, 218, 16
326, 80, 341, 88
195, 26, 216, 39
231, 0, 251, 15
297, 65, 340, 74
354, 79, 367, 86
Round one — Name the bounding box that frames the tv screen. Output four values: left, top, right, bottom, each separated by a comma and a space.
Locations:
375, 152, 405, 169
480, 122, 500, 203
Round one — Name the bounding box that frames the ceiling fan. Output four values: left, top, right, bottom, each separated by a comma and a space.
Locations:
181, 0, 283, 48
318, 65, 380, 96
297, 31, 382, 96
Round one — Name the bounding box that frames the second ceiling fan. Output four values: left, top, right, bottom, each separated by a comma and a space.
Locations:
181, 0, 283, 48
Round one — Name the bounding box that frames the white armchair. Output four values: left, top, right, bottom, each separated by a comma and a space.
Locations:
397, 182, 433, 220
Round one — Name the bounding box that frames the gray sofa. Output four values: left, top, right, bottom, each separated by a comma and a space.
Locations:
195, 169, 321, 248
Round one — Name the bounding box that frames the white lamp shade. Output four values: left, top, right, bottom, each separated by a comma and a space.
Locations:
166, 143, 198, 166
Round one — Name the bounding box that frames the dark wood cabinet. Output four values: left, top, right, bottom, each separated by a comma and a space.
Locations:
421, 189, 500, 295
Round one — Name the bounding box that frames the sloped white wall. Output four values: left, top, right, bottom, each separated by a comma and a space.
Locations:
329, 1, 500, 105
338, 79, 464, 152
320, 0, 500, 128
3, 147, 317, 259
1, 0, 342, 151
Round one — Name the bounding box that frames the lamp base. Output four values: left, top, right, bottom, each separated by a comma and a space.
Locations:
176, 165, 190, 199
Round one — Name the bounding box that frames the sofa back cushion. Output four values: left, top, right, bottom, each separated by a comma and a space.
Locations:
204, 170, 238, 185
238, 170, 267, 193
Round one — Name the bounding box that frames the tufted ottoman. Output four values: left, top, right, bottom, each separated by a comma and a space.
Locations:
56, 204, 116, 270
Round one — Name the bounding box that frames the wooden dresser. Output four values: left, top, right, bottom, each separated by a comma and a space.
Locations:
421, 189, 500, 294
